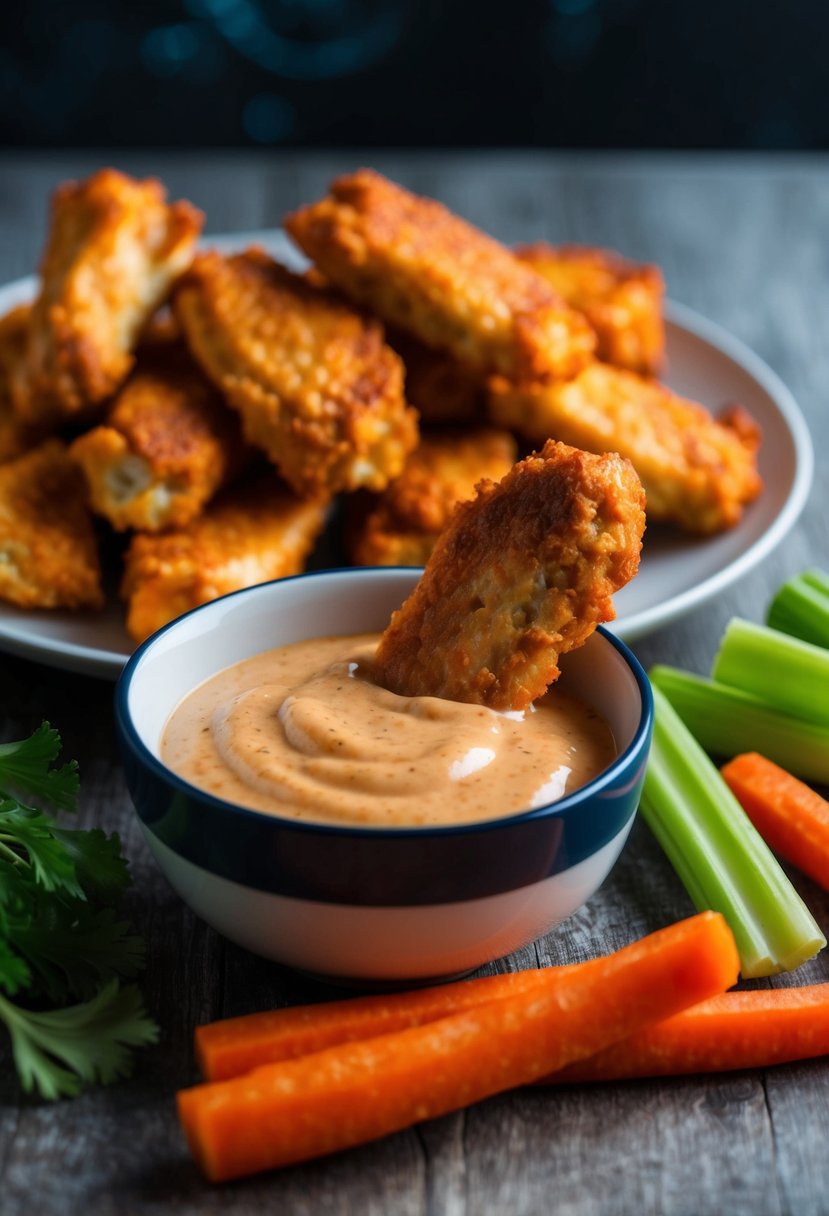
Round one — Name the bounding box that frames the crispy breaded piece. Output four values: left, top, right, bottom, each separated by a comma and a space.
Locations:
0, 440, 103, 609
121, 473, 328, 642
351, 427, 518, 567
488, 362, 762, 535
69, 342, 247, 532
515, 244, 666, 376
13, 169, 203, 424
388, 329, 485, 425
0, 306, 46, 463
285, 169, 596, 384
374, 440, 645, 711
173, 248, 418, 498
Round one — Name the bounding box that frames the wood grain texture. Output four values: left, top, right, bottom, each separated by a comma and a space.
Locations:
0, 151, 828, 1214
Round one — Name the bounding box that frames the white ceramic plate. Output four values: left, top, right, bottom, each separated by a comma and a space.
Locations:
0, 232, 813, 678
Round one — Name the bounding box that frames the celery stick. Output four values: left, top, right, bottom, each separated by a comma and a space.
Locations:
767, 569, 829, 649
641, 686, 825, 978
650, 665, 829, 784
712, 617, 829, 726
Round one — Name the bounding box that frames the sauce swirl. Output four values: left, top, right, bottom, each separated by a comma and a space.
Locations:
161, 634, 616, 827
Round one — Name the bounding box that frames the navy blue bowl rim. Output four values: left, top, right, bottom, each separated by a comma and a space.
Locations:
115, 566, 653, 843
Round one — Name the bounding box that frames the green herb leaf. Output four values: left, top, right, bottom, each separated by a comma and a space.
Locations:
53, 827, 131, 903
0, 802, 82, 897
0, 723, 79, 811
10, 899, 146, 1003
0, 981, 159, 1101
0, 723, 157, 1099
0, 938, 31, 997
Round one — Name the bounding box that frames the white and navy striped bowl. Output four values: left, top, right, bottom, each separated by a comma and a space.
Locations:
115, 568, 653, 983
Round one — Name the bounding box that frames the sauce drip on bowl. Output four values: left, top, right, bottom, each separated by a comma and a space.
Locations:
161, 634, 616, 827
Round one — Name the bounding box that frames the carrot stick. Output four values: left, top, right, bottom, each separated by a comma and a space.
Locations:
196, 967, 562, 1081
541, 986, 829, 1083
178, 911, 739, 1182
721, 752, 829, 892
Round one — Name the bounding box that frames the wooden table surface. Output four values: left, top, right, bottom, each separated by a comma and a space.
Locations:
1, 151, 828, 1215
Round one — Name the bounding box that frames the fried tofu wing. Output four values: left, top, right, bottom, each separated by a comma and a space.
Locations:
388, 329, 485, 425
516, 243, 666, 377
173, 248, 418, 498
351, 427, 518, 567
69, 342, 247, 532
374, 440, 645, 711
488, 362, 762, 534
285, 169, 596, 384
121, 473, 328, 642
0, 439, 103, 610
14, 169, 203, 424
0, 306, 47, 463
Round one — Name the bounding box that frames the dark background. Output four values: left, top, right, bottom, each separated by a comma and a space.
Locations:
1, 0, 826, 150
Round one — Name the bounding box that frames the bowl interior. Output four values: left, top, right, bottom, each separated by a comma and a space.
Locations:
124, 568, 647, 810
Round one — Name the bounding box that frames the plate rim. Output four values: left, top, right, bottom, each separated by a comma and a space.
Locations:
0, 249, 814, 676
609, 297, 814, 642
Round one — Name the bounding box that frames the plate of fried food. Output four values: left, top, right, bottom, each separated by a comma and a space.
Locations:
0, 167, 812, 678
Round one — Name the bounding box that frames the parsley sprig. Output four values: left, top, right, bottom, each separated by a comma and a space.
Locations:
0, 723, 158, 1099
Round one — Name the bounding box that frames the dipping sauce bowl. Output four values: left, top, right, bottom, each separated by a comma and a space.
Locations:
115, 568, 653, 982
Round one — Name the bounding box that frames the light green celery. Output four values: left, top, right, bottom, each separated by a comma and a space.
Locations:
641, 685, 825, 978
712, 617, 829, 727
767, 569, 829, 649
650, 665, 829, 784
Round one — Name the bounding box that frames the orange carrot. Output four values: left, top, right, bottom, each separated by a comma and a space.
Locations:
541, 985, 829, 1083
178, 911, 738, 1182
721, 752, 829, 891
196, 967, 563, 1081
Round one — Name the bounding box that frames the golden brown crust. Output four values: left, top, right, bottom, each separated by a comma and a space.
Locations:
488, 362, 762, 534
173, 248, 418, 498
14, 168, 203, 424
0, 306, 48, 463
69, 342, 247, 532
121, 472, 329, 642
351, 427, 518, 567
516, 243, 665, 377
285, 169, 596, 384
0, 439, 103, 609
374, 440, 645, 711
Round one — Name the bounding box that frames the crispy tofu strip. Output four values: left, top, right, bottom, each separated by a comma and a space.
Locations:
0, 306, 46, 463
388, 329, 485, 425
121, 473, 328, 642
516, 244, 666, 377
374, 440, 645, 711
70, 342, 247, 532
0, 440, 103, 610
173, 249, 418, 498
488, 362, 762, 534
351, 427, 518, 567
285, 169, 596, 384
14, 168, 202, 423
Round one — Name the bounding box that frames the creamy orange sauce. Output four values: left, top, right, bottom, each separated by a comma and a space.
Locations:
161, 634, 616, 827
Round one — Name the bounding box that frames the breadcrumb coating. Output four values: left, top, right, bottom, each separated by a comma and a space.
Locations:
13, 168, 203, 423
375, 440, 645, 711
121, 473, 328, 642
351, 427, 517, 567
0, 306, 46, 463
516, 244, 666, 377
488, 362, 762, 534
70, 342, 247, 532
286, 169, 596, 384
0, 440, 103, 610
174, 248, 418, 498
